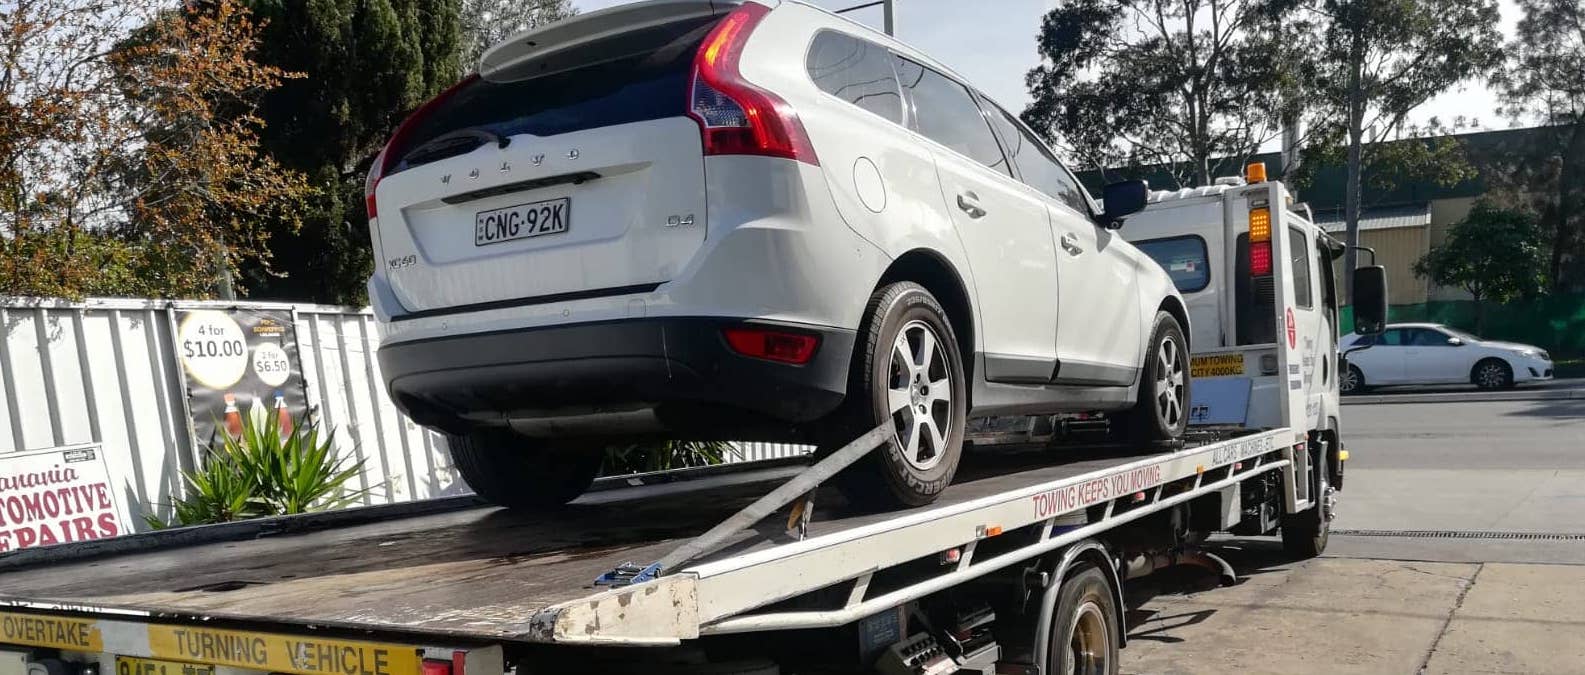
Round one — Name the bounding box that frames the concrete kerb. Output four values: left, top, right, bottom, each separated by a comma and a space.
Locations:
1343, 387, 1585, 405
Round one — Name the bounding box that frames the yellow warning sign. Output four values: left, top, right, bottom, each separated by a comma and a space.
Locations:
0, 611, 104, 652
1191, 353, 1246, 378
146, 625, 422, 675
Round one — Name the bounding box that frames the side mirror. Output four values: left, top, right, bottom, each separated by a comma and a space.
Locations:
1447, 337, 1464, 346
1352, 265, 1388, 335
1099, 180, 1148, 228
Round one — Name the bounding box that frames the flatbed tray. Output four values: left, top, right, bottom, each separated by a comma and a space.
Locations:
0, 432, 1278, 645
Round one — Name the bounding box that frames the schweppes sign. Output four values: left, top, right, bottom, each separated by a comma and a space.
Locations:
147, 626, 422, 675
0, 611, 103, 651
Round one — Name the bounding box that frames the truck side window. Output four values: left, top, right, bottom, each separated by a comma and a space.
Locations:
1134, 236, 1211, 293
1289, 227, 1312, 309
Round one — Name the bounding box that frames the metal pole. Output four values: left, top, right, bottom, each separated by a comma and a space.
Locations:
882, 0, 896, 35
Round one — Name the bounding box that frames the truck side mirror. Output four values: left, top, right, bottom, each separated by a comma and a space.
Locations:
1352, 265, 1388, 335
1099, 180, 1148, 228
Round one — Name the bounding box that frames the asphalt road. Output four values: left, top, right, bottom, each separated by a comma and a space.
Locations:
1328, 396, 1585, 564
1122, 397, 1585, 673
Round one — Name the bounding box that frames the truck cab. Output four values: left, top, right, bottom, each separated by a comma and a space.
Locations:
1121, 166, 1347, 438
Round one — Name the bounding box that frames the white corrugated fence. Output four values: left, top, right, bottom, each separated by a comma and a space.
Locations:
0, 297, 806, 532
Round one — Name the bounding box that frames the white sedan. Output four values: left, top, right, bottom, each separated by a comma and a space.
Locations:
1340, 322, 1554, 393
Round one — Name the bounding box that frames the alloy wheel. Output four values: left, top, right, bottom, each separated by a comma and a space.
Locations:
887, 320, 953, 471
1154, 336, 1186, 429
1477, 362, 1507, 389
1340, 367, 1359, 393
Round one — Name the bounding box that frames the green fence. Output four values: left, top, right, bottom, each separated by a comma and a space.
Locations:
1341, 292, 1585, 357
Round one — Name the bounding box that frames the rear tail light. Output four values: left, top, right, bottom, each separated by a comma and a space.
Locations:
364, 74, 482, 219
422, 660, 452, 675
689, 3, 818, 164
723, 327, 819, 364
1250, 241, 1272, 276
1249, 206, 1272, 276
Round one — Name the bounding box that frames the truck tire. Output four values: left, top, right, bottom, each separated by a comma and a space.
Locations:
447, 429, 603, 509
831, 282, 966, 509
1047, 563, 1120, 675
1114, 312, 1189, 444
1281, 444, 1332, 558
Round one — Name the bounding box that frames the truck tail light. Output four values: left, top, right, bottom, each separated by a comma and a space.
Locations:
364, 74, 481, 219
723, 327, 819, 364
688, 3, 818, 165
1249, 206, 1272, 276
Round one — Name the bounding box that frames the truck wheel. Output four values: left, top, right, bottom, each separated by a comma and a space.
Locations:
1472, 358, 1514, 390
1047, 563, 1120, 675
1115, 312, 1189, 444
832, 282, 966, 509
1281, 445, 1333, 559
447, 429, 603, 509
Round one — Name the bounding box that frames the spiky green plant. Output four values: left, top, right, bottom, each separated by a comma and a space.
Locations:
148, 411, 371, 528
603, 440, 739, 475
145, 446, 262, 529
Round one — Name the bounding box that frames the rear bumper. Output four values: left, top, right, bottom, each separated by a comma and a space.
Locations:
378, 317, 854, 437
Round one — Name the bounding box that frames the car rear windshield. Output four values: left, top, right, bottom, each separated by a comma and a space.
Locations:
389, 17, 718, 174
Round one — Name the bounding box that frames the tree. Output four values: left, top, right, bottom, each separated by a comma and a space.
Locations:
1288, 117, 1480, 208
236, 0, 462, 304
1023, 0, 1304, 188
1492, 0, 1585, 292
458, 0, 575, 70
0, 0, 310, 299
1303, 0, 1503, 300
1414, 202, 1547, 333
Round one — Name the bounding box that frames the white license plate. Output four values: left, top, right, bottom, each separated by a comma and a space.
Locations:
475, 197, 570, 246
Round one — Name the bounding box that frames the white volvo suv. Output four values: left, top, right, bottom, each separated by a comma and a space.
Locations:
366, 0, 1190, 509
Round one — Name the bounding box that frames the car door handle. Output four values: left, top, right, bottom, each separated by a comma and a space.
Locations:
1060, 232, 1084, 255
956, 191, 986, 218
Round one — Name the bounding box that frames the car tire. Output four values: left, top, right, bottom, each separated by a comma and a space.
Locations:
1114, 311, 1190, 444
1472, 358, 1514, 390
1340, 364, 1366, 395
829, 282, 967, 509
447, 429, 604, 509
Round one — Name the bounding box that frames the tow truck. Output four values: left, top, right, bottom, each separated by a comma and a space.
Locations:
0, 173, 1388, 675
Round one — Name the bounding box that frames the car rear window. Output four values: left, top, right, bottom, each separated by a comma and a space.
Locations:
806, 31, 902, 122
389, 18, 717, 174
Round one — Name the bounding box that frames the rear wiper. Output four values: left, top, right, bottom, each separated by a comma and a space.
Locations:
397, 128, 511, 168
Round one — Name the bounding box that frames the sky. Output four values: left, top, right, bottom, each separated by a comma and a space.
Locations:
572, 0, 1523, 134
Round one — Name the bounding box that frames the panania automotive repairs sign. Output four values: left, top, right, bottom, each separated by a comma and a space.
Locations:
0, 443, 127, 551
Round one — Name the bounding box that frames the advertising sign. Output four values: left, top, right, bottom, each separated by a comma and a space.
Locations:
175, 308, 308, 446
0, 443, 128, 551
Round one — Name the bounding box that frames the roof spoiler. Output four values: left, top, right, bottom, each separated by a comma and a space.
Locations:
479, 0, 750, 78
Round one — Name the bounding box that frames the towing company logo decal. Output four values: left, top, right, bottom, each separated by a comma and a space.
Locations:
1031, 464, 1164, 519
147, 625, 422, 675
0, 611, 103, 651
1210, 434, 1276, 466
1190, 353, 1245, 378
1285, 308, 1298, 349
